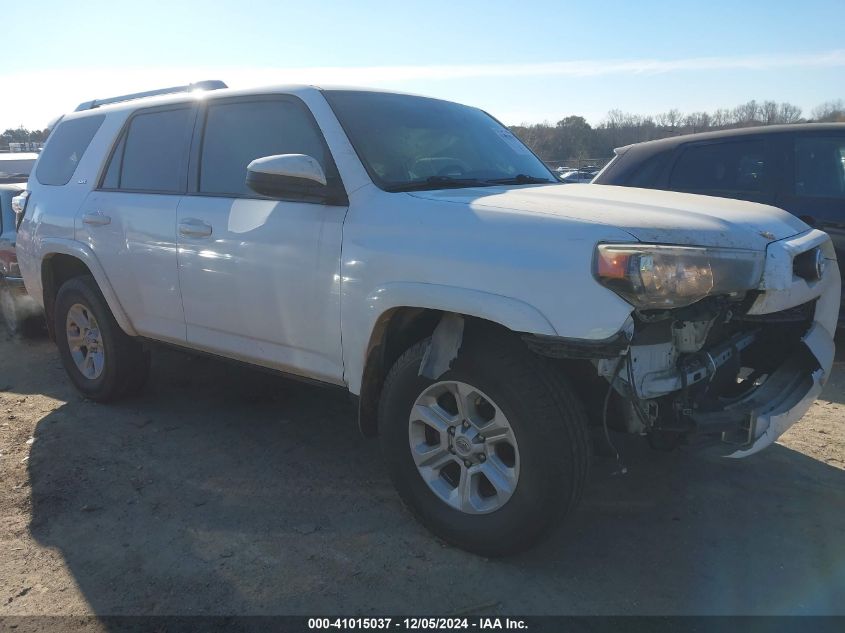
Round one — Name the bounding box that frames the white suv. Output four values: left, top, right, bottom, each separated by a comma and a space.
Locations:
16, 82, 840, 555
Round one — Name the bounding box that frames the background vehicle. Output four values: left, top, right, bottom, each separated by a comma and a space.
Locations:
556, 168, 596, 183
15, 83, 840, 556
0, 153, 38, 184
594, 123, 845, 324
0, 153, 41, 334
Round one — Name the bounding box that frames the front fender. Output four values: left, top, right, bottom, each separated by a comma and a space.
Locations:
344, 281, 556, 394
38, 238, 138, 336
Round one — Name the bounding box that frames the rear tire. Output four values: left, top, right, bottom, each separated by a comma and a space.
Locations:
378, 322, 591, 556
54, 275, 150, 401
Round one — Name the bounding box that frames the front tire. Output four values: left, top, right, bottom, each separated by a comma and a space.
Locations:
54, 275, 150, 401
378, 323, 591, 556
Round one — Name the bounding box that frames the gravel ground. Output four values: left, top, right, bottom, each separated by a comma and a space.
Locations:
1, 331, 843, 616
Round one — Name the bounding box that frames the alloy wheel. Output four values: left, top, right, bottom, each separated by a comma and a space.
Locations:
66, 303, 105, 380
408, 380, 520, 514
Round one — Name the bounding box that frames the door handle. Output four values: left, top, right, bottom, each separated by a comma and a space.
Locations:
179, 219, 213, 238
82, 212, 111, 226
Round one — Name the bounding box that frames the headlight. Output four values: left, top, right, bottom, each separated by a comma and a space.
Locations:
594, 244, 765, 309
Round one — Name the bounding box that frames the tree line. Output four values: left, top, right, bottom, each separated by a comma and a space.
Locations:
510, 99, 845, 165
1, 127, 50, 148
2, 98, 843, 162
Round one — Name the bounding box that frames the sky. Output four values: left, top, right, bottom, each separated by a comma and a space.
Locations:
2, 0, 843, 130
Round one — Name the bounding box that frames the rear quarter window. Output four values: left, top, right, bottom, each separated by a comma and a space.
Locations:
35, 115, 105, 186
624, 150, 671, 188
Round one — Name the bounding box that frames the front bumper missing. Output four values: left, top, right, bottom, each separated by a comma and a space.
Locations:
528, 230, 838, 457
692, 322, 832, 457
602, 230, 838, 457
726, 231, 839, 456
697, 230, 839, 457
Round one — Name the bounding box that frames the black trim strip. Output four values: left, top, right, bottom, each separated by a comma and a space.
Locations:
522, 330, 631, 360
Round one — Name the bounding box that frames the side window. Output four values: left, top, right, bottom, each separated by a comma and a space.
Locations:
36, 115, 105, 186
794, 136, 845, 199
625, 151, 670, 188
669, 140, 769, 196
199, 99, 335, 197
114, 107, 193, 192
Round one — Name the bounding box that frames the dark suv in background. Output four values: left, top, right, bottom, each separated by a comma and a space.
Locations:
594, 123, 845, 324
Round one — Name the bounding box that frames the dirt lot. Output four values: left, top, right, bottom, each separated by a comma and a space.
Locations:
1, 331, 844, 616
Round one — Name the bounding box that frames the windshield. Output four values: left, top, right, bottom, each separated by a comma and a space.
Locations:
323, 90, 555, 192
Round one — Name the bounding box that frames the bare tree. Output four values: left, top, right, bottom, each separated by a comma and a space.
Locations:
732, 100, 760, 126
812, 100, 845, 122
777, 102, 802, 123
710, 109, 732, 127
761, 101, 780, 125
604, 109, 627, 129
663, 109, 683, 129
684, 112, 711, 132
758, 101, 802, 125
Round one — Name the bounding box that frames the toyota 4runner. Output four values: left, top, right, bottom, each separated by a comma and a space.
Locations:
15, 82, 840, 555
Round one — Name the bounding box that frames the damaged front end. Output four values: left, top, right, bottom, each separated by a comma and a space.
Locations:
595, 296, 830, 456
531, 229, 840, 457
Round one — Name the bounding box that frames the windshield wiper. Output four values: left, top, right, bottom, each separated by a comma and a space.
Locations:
485, 174, 553, 185
386, 176, 494, 192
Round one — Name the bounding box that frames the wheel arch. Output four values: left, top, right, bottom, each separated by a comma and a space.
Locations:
354, 283, 558, 437
39, 239, 137, 339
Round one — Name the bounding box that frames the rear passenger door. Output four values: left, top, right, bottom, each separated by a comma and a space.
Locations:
176, 95, 348, 384
79, 104, 196, 343
663, 137, 777, 206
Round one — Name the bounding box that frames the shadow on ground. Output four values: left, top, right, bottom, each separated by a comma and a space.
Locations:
18, 339, 845, 616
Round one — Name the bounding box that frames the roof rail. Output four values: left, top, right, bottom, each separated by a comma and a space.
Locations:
74, 80, 228, 112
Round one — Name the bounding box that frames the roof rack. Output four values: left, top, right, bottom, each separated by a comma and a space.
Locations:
74, 80, 228, 112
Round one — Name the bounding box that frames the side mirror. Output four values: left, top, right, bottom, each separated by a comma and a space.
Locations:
245, 154, 330, 199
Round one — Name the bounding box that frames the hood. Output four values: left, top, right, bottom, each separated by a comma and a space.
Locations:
409, 183, 809, 250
